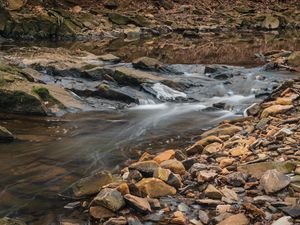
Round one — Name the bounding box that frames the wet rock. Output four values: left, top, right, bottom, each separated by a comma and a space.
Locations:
204, 184, 223, 200
113, 67, 162, 86
132, 57, 164, 72
237, 161, 296, 179
160, 159, 186, 175
226, 172, 246, 187
185, 142, 203, 156
262, 15, 280, 30
124, 194, 151, 213
153, 149, 175, 163
244, 103, 260, 116
203, 142, 222, 154
0, 126, 14, 143
154, 167, 171, 182
136, 178, 176, 198
287, 51, 300, 67
89, 206, 116, 219
272, 216, 292, 225
217, 213, 249, 225
127, 170, 143, 182
0, 217, 26, 225
260, 169, 291, 194
104, 217, 127, 225
117, 183, 130, 195
127, 216, 143, 225
167, 173, 183, 189
93, 188, 125, 212
72, 171, 113, 198
280, 206, 300, 218
129, 160, 159, 177
98, 54, 121, 63
261, 105, 293, 118
201, 124, 242, 138
104, 0, 119, 9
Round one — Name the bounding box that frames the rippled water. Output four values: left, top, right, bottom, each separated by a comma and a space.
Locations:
0, 34, 300, 224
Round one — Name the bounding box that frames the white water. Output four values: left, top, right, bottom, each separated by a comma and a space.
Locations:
152, 83, 187, 100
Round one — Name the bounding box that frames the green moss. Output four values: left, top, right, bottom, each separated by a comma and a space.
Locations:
32, 87, 62, 106
82, 64, 97, 70
0, 79, 7, 86
0, 63, 21, 75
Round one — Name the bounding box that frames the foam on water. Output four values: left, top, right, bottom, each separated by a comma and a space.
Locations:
152, 83, 187, 100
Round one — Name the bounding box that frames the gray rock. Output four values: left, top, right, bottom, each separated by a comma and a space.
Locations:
129, 160, 159, 177
93, 188, 125, 212
198, 210, 209, 224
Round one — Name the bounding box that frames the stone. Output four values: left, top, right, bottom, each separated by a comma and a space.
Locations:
136, 178, 176, 198
203, 142, 222, 154
197, 199, 222, 205
178, 203, 190, 212
216, 205, 232, 214
182, 158, 197, 170
124, 27, 141, 41
0, 217, 26, 225
204, 184, 223, 200
127, 216, 143, 225
196, 136, 223, 147
160, 159, 186, 175
0, 126, 14, 143
261, 105, 293, 118
124, 194, 151, 213
153, 167, 171, 181
186, 142, 204, 156
170, 211, 186, 225
253, 195, 276, 204
220, 158, 235, 168
244, 103, 260, 116
117, 183, 130, 195
93, 188, 125, 212
127, 170, 143, 182
237, 161, 296, 179
262, 15, 280, 30
272, 216, 292, 225
98, 54, 121, 63
226, 172, 246, 187
280, 206, 300, 218
197, 170, 217, 184
89, 206, 116, 219
129, 160, 159, 176
132, 57, 164, 72
72, 171, 113, 197
260, 169, 291, 194
153, 150, 175, 163
221, 187, 238, 201
104, 217, 127, 225
201, 124, 242, 138
167, 173, 183, 189
217, 213, 249, 225
287, 51, 300, 67
6, 0, 25, 10
104, 0, 119, 9
198, 210, 209, 224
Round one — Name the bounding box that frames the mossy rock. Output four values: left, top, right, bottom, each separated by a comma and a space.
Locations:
0, 89, 47, 115
32, 86, 62, 106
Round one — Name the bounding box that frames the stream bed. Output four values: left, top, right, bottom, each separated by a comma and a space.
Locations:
0, 33, 300, 224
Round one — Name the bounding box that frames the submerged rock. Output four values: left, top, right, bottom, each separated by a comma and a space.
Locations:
71, 171, 113, 198
0, 126, 14, 143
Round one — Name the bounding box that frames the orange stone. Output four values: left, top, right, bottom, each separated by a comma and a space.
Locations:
154, 149, 175, 163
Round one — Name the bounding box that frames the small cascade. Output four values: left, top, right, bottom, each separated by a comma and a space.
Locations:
152, 83, 187, 100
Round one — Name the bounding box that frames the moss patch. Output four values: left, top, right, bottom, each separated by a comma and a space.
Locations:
33, 86, 62, 106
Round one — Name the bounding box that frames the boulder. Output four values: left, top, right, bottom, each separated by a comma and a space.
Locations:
113, 67, 163, 86
93, 188, 125, 212
132, 57, 164, 72
136, 178, 176, 198
217, 213, 249, 225
261, 105, 293, 118
71, 171, 113, 198
260, 169, 291, 194
0, 126, 14, 143
160, 159, 186, 175
153, 150, 175, 163
124, 194, 151, 213
129, 160, 159, 176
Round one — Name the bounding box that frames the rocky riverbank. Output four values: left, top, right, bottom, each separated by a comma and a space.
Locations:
0, 0, 300, 40
44, 78, 300, 225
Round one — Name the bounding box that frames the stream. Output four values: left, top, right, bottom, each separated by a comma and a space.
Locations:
0, 33, 300, 224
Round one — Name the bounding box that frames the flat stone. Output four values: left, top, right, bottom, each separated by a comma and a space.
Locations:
136, 178, 176, 198
201, 124, 242, 138
124, 194, 151, 213
132, 57, 163, 71
198, 210, 209, 224
203, 142, 222, 154
160, 159, 186, 175
221, 187, 238, 201
217, 213, 249, 225
170, 211, 186, 225
93, 188, 125, 212
153, 150, 175, 163
280, 206, 300, 218
89, 206, 116, 219
226, 172, 246, 187
129, 160, 159, 176
72, 171, 113, 197
253, 195, 277, 204
0, 217, 26, 225
204, 184, 223, 200
197, 170, 217, 184
220, 158, 235, 168
271, 216, 292, 225
197, 199, 222, 206
127, 216, 143, 225
260, 169, 291, 194
261, 105, 293, 118
104, 217, 127, 225
98, 54, 121, 63
237, 161, 296, 179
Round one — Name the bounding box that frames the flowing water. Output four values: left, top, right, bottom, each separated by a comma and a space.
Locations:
0, 33, 300, 224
